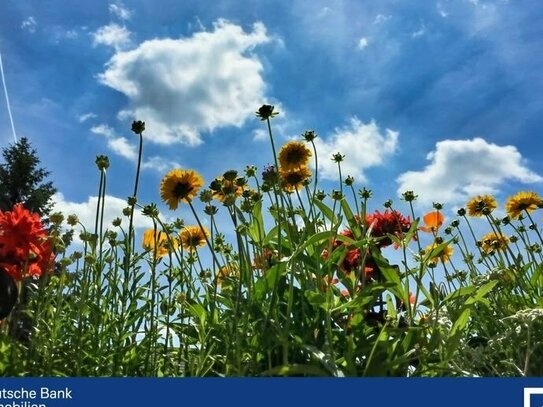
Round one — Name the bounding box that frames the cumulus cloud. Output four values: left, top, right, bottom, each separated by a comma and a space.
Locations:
92, 23, 132, 51
141, 156, 182, 172
78, 112, 97, 123
98, 19, 272, 146
397, 137, 542, 205
374, 14, 391, 24
52, 192, 154, 231
90, 124, 137, 161
313, 118, 398, 182
90, 124, 183, 171
357, 37, 369, 50
109, 2, 132, 21
21, 16, 37, 33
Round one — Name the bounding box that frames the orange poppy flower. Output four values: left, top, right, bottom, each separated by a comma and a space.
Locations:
419, 211, 444, 233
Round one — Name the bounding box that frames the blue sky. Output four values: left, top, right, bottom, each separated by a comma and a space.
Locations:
1, 0, 542, 230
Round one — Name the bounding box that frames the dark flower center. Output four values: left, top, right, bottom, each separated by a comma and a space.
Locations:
174, 182, 193, 198
286, 149, 303, 164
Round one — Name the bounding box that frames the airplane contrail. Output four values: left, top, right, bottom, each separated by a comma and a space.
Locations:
0, 52, 18, 143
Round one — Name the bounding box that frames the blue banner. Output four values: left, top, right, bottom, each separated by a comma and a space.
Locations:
1, 378, 543, 407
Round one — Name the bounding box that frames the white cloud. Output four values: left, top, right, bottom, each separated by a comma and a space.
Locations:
411, 22, 427, 38
374, 14, 391, 24
109, 3, 132, 21
317, 7, 331, 18
436, 3, 449, 18
357, 37, 369, 50
107, 137, 138, 160
98, 19, 272, 146
79, 112, 97, 123
91, 124, 116, 138
397, 138, 542, 205
313, 117, 398, 182
90, 124, 137, 161
90, 124, 184, 171
52, 192, 154, 231
252, 128, 267, 142
21, 16, 37, 33
92, 23, 131, 51
141, 156, 182, 172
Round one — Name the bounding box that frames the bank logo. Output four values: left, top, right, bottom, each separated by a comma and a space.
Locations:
525, 388, 543, 407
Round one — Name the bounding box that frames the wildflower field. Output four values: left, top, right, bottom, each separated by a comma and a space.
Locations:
1, 105, 543, 377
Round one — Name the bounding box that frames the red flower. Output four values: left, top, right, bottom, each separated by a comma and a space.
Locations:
323, 228, 378, 278
365, 210, 413, 248
0, 204, 53, 281
0, 204, 47, 259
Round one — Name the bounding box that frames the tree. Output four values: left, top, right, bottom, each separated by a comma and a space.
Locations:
0, 137, 56, 216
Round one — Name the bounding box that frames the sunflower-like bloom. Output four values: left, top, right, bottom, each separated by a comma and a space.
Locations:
211, 177, 244, 203
216, 263, 239, 286
424, 242, 453, 266
419, 211, 444, 233
480, 232, 510, 254
505, 191, 543, 219
280, 167, 312, 192
160, 169, 204, 210
278, 141, 312, 171
142, 229, 178, 260
466, 195, 498, 217
180, 225, 210, 252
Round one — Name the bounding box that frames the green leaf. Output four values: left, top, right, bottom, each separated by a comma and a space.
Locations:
449, 307, 471, 338
340, 198, 361, 239
253, 262, 287, 301
313, 198, 340, 224
247, 200, 265, 245
371, 248, 405, 301
305, 290, 328, 310
187, 303, 207, 323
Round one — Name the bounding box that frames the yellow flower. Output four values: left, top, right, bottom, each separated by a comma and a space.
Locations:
278, 141, 312, 171
480, 232, 510, 254
142, 229, 178, 260
216, 264, 239, 286
180, 225, 210, 252
280, 166, 312, 192
505, 191, 543, 219
160, 169, 204, 210
466, 195, 498, 217
424, 242, 453, 265
212, 177, 244, 203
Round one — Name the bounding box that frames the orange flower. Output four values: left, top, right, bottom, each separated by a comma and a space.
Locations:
419, 211, 444, 233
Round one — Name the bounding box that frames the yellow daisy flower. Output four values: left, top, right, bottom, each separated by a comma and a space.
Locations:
142, 229, 178, 260
466, 195, 498, 217
505, 191, 543, 219
278, 141, 312, 171
216, 264, 239, 286
280, 167, 312, 192
424, 242, 453, 266
180, 225, 210, 252
211, 177, 244, 203
160, 169, 204, 210
480, 232, 510, 254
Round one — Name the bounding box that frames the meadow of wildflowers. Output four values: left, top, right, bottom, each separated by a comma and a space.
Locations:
1, 105, 543, 377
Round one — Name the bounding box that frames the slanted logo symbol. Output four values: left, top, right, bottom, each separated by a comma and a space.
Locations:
524, 388, 543, 407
